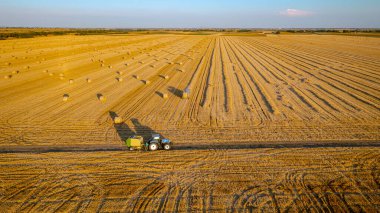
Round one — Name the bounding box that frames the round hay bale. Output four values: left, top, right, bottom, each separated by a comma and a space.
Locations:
63, 94, 69, 101
49, 73, 54, 76
182, 92, 189, 99
162, 93, 168, 99
12, 70, 20, 74
125, 63, 129, 66
169, 62, 174, 65
86, 78, 92, 83
69, 79, 74, 84
116, 71, 123, 75
116, 77, 123, 82
108, 65, 113, 69
114, 117, 123, 124
60, 76, 65, 80
44, 70, 49, 73
134, 75, 140, 80
164, 75, 169, 80
144, 80, 151, 85
4, 75, 12, 79
101, 63, 104, 67
98, 94, 106, 102
59, 73, 65, 77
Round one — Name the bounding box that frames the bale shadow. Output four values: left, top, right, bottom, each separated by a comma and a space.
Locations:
131, 118, 165, 139
109, 111, 135, 142
168, 86, 182, 98
155, 91, 166, 98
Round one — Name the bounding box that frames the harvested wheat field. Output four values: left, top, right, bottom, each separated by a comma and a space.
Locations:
0, 148, 380, 212
0, 34, 379, 145
0, 33, 380, 211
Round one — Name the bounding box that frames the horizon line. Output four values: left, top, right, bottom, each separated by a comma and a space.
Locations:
1, 27, 380, 30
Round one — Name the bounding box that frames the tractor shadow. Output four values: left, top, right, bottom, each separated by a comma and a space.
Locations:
168, 86, 182, 98
131, 118, 166, 139
109, 111, 135, 142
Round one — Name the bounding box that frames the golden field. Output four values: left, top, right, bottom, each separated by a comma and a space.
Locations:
0, 33, 379, 211
0, 148, 379, 212
0, 34, 379, 145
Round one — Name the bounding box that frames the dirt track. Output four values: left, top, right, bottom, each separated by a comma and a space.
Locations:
0, 140, 380, 154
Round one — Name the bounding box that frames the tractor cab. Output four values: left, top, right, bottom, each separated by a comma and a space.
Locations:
149, 134, 161, 142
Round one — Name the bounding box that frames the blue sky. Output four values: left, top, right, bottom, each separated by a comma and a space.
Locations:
0, 0, 379, 28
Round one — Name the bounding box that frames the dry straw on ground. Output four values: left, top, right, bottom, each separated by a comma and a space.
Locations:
0, 34, 379, 212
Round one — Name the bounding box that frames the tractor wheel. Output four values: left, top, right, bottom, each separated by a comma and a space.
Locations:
149, 143, 158, 151
163, 144, 171, 150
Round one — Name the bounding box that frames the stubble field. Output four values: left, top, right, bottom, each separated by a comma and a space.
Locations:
0, 33, 379, 211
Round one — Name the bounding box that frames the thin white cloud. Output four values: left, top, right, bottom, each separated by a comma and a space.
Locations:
281, 9, 314, 17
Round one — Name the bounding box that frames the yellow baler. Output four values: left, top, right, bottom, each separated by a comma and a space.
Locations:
126, 136, 144, 150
